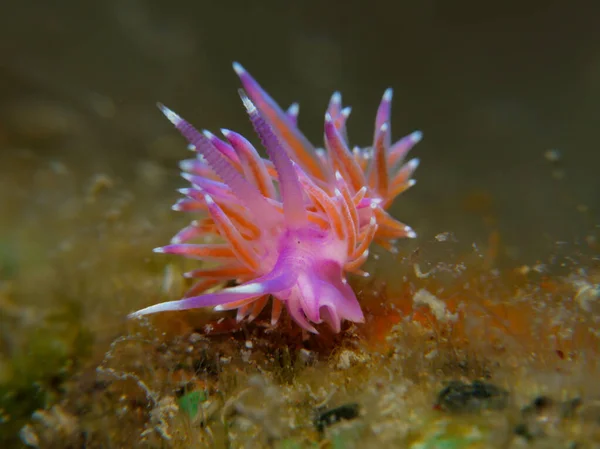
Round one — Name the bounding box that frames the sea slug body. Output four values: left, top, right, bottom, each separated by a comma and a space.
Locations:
129, 63, 421, 333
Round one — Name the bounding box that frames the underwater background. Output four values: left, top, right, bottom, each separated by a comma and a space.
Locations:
1, 0, 599, 447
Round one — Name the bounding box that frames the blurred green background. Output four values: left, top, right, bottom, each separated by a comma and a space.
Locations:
1, 0, 598, 259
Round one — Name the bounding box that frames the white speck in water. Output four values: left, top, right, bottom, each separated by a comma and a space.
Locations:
435, 232, 457, 243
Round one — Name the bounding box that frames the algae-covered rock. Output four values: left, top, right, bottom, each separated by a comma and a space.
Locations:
435, 380, 509, 413
0, 300, 93, 446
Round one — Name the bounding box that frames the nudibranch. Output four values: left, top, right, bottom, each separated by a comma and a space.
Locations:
129, 63, 421, 333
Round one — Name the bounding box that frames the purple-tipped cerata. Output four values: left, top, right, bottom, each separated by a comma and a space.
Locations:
129, 63, 421, 333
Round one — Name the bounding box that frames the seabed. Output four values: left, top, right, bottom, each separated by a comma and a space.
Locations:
0, 145, 598, 448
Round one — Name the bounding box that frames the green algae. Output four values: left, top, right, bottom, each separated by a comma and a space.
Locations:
407, 416, 498, 449
177, 390, 207, 419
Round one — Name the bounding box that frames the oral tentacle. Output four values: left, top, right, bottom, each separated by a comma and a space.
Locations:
129, 270, 296, 318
